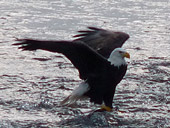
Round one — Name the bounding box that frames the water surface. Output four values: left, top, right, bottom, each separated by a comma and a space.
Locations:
0, 0, 170, 127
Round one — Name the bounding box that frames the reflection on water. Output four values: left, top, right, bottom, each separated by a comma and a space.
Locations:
0, 0, 170, 127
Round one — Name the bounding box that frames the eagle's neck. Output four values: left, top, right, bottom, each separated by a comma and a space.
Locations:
108, 56, 126, 67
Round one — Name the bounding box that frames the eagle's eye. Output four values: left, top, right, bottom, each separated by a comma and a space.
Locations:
119, 51, 123, 54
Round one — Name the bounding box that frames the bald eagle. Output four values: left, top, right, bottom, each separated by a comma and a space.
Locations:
13, 27, 130, 111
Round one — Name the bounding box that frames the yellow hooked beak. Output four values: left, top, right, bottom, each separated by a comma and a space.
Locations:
123, 52, 130, 58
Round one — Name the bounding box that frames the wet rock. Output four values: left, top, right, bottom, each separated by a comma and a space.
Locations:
58, 111, 113, 128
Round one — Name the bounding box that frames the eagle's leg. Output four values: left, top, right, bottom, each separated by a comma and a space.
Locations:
100, 104, 112, 111
94, 105, 112, 112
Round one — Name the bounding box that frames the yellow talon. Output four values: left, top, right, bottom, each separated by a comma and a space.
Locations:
101, 105, 112, 112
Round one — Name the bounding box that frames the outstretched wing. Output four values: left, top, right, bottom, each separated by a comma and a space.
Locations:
73, 27, 129, 58
13, 39, 108, 80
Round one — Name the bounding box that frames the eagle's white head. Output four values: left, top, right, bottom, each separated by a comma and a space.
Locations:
108, 48, 130, 66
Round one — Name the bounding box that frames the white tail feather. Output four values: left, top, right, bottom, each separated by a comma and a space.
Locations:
60, 82, 90, 105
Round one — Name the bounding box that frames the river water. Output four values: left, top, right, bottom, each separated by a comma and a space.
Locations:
0, 0, 170, 127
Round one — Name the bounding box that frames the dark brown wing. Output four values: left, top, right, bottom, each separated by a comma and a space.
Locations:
73, 27, 129, 58
13, 39, 109, 80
